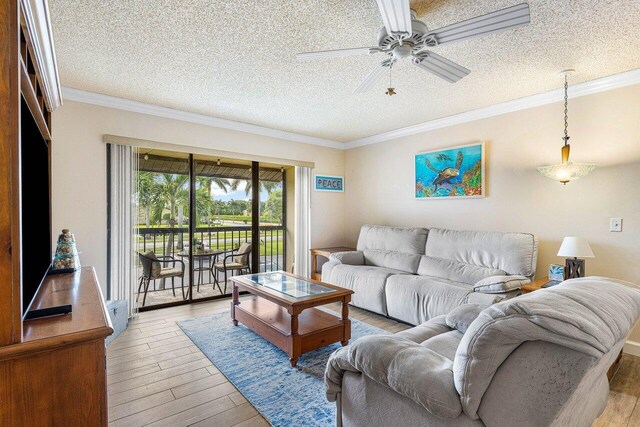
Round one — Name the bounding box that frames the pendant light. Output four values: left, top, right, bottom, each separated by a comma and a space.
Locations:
537, 70, 597, 184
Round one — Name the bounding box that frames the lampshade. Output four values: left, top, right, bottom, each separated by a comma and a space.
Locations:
557, 237, 594, 258
536, 163, 598, 184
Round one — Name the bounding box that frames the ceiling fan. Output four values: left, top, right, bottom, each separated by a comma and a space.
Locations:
296, 0, 531, 93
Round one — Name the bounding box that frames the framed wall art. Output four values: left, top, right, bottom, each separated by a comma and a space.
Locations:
415, 142, 485, 199
314, 174, 344, 192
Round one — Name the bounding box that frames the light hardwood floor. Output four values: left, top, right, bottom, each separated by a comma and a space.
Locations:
107, 297, 640, 426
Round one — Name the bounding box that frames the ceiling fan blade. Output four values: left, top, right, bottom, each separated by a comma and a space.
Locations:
413, 52, 470, 83
353, 62, 390, 94
297, 47, 381, 61
376, 0, 412, 38
425, 3, 530, 46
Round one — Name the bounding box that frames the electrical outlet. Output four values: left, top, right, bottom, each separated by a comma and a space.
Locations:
610, 218, 622, 232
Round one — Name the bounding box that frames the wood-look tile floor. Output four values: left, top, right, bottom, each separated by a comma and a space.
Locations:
107, 298, 640, 426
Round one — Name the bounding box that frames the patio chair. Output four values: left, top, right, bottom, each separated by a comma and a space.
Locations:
137, 252, 186, 306
211, 242, 252, 294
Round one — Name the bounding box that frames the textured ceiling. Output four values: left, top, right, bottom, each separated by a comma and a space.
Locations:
49, 0, 640, 142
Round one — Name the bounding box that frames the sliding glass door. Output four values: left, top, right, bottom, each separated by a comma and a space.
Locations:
191, 156, 253, 300
132, 150, 287, 310
135, 152, 191, 308
258, 165, 286, 272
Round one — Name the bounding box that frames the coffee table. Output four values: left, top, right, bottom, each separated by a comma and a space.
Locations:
230, 271, 354, 367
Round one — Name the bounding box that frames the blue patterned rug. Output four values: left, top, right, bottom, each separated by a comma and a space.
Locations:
177, 309, 387, 427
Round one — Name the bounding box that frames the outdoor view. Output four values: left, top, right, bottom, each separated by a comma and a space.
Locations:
135, 154, 286, 307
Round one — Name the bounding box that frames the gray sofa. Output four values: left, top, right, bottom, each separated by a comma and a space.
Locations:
326, 277, 640, 427
322, 225, 538, 324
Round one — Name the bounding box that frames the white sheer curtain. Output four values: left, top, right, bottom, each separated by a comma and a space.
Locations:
108, 144, 139, 318
294, 166, 312, 277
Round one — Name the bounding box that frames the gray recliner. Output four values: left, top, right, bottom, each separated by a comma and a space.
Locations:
325, 277, 640, 427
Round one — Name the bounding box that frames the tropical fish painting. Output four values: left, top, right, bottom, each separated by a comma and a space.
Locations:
415, 143, 485, 199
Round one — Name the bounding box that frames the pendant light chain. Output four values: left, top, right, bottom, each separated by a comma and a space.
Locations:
563, 75, 569, 145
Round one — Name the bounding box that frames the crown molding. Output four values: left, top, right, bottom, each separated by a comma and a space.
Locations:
61, 87, 345, 149
22, 0, 62, 109
344, 68, 640, 149
63, 68, 640, 151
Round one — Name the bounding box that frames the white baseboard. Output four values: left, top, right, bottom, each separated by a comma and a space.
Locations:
624, 340, 640, 356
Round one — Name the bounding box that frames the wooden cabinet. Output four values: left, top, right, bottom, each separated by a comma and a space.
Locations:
0, 268, 113, 426
0, 2, 112, 425
0, 0, 62, 347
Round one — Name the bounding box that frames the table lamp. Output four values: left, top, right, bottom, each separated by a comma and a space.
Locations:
557, 237, 594, 279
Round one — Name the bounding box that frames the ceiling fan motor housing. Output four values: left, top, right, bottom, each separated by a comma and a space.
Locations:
377, 15, 428, 54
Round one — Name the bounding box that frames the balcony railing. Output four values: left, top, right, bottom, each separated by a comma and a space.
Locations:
136, 225, 286, 272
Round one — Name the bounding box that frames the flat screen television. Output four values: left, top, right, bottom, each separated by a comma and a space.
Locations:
20, 97, 52, 318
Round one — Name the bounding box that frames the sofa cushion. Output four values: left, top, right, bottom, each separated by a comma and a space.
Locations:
329, 250, 364, 265
385, 275, 496, 325
417, 256, 506, 284
326, 335, 463, 419
420, 330, 464, 361
327, 264, 408, 315
363, 249, 422, 274
446, 304, 486, 333
356, 225, 428, 273
424, 228, 537, 278
357, 224, 428, 254
473, 275, 530, 293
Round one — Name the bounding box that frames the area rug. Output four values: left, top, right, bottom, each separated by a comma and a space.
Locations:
177, 310, 388, 427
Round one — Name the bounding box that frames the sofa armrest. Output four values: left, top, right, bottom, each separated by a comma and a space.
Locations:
325, 335, 462, 419
329, 251, 365, 265
473, 275, 530, 294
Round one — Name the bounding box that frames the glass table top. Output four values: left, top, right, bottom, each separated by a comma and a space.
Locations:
245, 272, 336, 298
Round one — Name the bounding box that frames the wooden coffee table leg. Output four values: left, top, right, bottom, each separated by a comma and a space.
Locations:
231, 282, 239, 326
341, 298, 350, 346
290, 313, 299, 367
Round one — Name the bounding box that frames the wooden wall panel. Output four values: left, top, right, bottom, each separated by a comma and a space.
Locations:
0, 0, 20, 346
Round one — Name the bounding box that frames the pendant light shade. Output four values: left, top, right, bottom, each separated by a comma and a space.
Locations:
537, 163, 598, 184
537, 70, 597, 184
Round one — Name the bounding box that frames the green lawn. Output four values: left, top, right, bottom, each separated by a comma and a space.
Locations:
136, 230, 285, 255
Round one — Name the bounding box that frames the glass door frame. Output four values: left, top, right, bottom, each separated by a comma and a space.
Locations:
134, 156, 286, 312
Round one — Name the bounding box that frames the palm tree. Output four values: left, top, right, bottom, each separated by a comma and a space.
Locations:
137, 172, 157, 227
236, 179, 281, 197
196, 176, 234, 197
196, 176, 234, 225
150, 174, 189, 227
147, 174, 189, 256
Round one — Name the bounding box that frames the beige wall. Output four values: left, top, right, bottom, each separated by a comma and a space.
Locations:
344, 85, 640, 342
51, 101, 345, 292
52, 85, 640, 344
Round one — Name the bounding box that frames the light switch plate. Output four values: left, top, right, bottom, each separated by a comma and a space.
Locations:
610, 218, 622, 232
